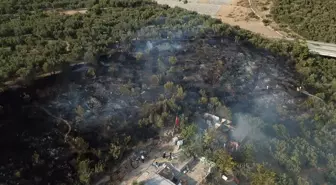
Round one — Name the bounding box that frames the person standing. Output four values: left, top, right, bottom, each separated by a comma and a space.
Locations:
141, 155, 145, 163
175, 116, 180, 127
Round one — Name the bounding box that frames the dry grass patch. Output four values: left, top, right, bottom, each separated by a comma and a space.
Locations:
215, 0, 281, 38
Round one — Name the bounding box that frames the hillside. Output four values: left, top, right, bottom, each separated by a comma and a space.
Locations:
0, 0, 336, 185
271, 0, 336, 43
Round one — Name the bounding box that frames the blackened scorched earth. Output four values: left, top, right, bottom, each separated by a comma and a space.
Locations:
0, 35, 304, 184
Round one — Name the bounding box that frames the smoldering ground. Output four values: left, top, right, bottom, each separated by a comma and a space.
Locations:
46, 30, 302, 131
0, 22, 313, 184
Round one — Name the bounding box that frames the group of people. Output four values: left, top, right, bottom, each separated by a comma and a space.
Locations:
139, 151, 174, 164
162, 151, 173, 160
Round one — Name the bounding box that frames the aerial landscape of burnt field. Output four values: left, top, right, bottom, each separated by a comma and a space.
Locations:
0, 0, 336, 185
0, 29, 305, 184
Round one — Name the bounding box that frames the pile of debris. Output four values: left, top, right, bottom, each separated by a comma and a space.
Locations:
203, 113, 240, 152
203, 113, 234, 130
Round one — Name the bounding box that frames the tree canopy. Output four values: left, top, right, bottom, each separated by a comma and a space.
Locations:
271, 0, 336, 43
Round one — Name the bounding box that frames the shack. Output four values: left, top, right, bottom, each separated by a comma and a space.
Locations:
144, 173, 176, 185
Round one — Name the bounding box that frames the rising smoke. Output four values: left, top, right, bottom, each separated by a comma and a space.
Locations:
42, 21, 301, 156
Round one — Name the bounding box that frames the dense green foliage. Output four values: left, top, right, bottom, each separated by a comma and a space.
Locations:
1, 0, 336, 185
0, 0, 86, 13
0, 0, 164, 84
271, 0, 336, 43
0, 0, 151, 14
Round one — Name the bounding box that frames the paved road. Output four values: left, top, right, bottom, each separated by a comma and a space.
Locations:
155, 0, 336, 58
284, 39, 336, 58
306, 42, 336, 58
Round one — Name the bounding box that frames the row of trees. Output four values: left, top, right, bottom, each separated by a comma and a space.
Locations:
0, 0, 154, 14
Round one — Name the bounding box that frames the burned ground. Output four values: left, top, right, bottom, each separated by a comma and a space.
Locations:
0, 32, 306, 184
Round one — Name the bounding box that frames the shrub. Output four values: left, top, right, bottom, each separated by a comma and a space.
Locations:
164, 81, 174, 91
199, 97, 208, 104
262, 19, 271, 26
135, 52, 143, 60
86, 68, 96, 77
169, 56, 177, 65
78, 159, 92, 185
94, 161, 105, 173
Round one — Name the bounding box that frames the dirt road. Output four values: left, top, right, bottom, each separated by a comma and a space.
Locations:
155, 0, 283, 38
50, 2, 336, 58
50, 0, 284, 39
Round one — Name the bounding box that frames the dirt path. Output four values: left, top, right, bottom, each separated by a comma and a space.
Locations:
60, 9, 87, 15
50, 1, 285, 39
45, 9, 87, 15
155, 0, 284, 38
54, 1, 285, 39
248, 0, 303, 39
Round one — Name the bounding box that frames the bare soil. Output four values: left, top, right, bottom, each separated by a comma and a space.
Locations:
49, 1, 286, 39
253, 0, 272, 16
45, 9, 87, 15
249, 0, 301, 39
199, 0, 210, 3
215, 0, 281, 38
59, 9, 87, 15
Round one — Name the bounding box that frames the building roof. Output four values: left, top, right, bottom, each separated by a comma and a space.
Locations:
144, 173, 176, 185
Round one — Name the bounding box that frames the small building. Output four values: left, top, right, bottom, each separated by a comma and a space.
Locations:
144, 173, 176, 185
143, 163, 183, 185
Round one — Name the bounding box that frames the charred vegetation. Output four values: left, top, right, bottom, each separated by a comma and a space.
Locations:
0, 0, 336, 185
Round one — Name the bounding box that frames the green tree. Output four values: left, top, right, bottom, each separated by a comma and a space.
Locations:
250, 164, 276, 185
176, 85, 185, 99
78, 159, 92, 185
168, 56, 177, 65
210, 97, 221, 107
164, 81, 174, 92
109, 143, 122, 160
181, 124, 197, 141
132, 181, 145, 185
199, 97, 208, 104
213, 149, 236, 173
136, 52, 143, 61
72, 137, 89, 153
